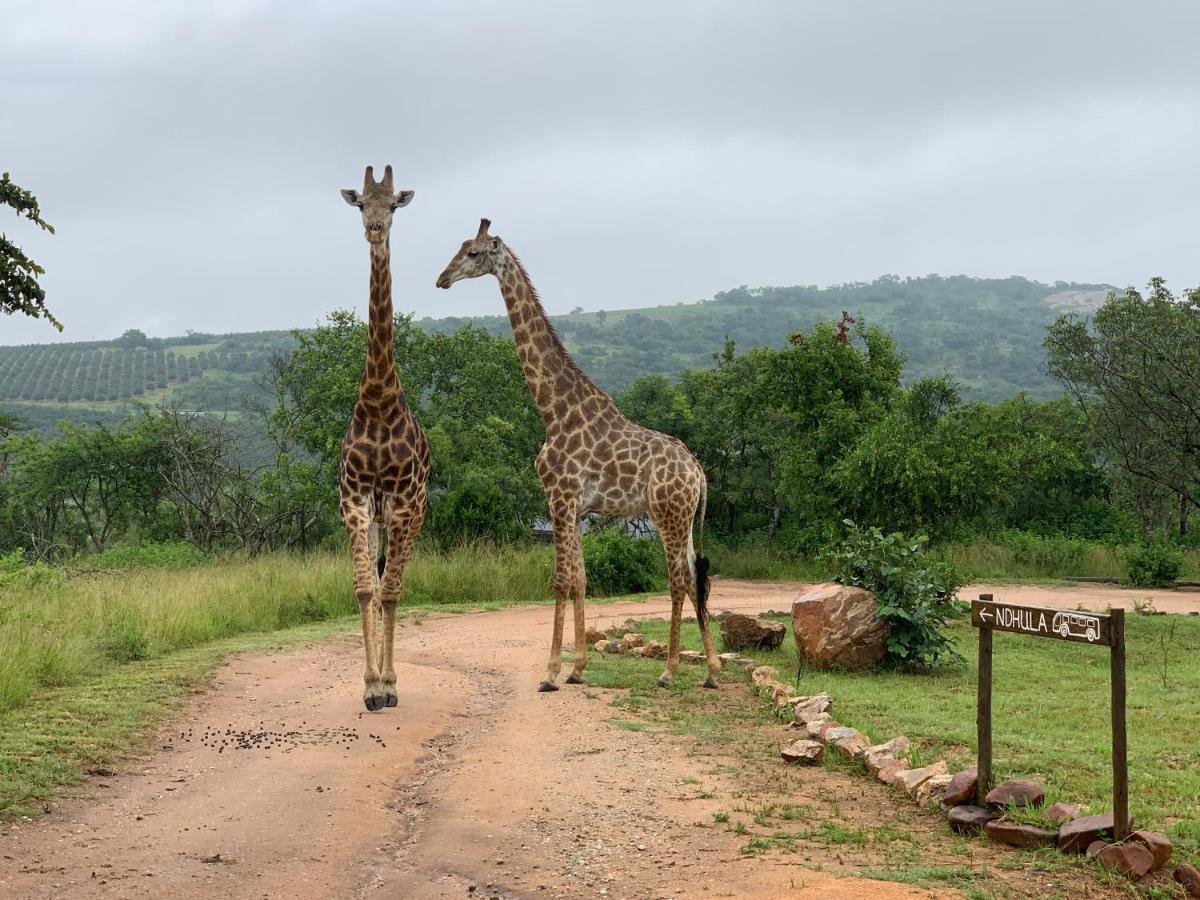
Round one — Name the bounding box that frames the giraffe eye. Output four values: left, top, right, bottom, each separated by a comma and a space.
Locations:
466, 251, 479, 259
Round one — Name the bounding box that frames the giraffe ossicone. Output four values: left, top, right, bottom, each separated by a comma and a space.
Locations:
436, 220, 721, 691
339, 165, 429, 711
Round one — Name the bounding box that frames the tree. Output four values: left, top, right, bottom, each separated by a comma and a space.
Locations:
0, 173, 61, 330
1045, 279, 1200, 538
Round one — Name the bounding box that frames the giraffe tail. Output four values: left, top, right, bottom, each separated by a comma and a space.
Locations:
694, 472, 710, 630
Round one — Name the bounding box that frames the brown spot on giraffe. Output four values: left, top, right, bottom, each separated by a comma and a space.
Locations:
437, 219, 718, 691
339, 165, 430, 711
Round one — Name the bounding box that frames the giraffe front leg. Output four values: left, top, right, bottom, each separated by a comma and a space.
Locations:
346, 508, 385, 711
565, 533, 588, 684
377, 503, 424, 709
539, 498, 578, 693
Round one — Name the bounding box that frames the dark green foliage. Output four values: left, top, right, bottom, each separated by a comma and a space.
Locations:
1123, 542, 1184, 588
428, 478, 524, 546
823, 521, 964, 669
581, 527, 665, 596
0, 173, 60, 331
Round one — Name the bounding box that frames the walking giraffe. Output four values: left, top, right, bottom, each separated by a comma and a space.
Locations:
339, 165, 430, 711
436, 219, 719, 691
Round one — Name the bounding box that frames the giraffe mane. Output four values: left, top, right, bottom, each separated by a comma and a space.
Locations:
501, 241, 605, 395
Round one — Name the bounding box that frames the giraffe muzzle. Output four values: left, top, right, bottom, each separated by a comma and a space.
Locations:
436, 272, 452, 289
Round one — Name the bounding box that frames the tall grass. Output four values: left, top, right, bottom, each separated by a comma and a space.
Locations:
0, 544, 555, 715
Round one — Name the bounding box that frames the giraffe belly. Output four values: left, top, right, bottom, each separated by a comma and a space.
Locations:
581, 479, 646, 519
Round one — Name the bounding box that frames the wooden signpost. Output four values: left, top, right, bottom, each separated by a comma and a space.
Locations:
972, 594, 1128, 840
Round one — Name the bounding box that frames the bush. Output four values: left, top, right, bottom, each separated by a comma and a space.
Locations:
428, 478, 524, 547
582, 527, 665, 596
822, 520, 964, 669
1123, 542, 1184, 587
79, 542, 208, 570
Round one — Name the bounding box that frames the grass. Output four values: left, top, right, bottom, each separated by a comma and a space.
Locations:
588, 612, 1200, 873
0, 543, 556, 715
936, 539, 1200, 583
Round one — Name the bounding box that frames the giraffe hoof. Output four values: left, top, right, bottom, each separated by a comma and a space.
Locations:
537, 680, 560, 693
655, 676, 671, 689
384, 692, 398, 707
702, 677, 719, 690
363, 694, 385, 712
565, 673, 586, 685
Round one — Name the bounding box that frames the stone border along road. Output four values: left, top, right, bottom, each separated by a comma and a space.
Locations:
1, 579, 1196, 899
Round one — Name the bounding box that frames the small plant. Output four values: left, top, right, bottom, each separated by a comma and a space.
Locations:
581, 526, 665, 596
1123, 541, 1183, 588
822, 520, 964, 669
713, 811, 730, 823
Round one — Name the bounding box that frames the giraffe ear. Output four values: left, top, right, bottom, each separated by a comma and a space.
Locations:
340, 189, 361, 207
490, 237, 500, 251
393, 190, 414, 209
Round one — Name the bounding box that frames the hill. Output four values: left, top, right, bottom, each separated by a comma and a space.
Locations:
0, 275, 1109, 437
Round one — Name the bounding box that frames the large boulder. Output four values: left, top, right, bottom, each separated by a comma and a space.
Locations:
791, 583, 889, 670
720, 613, 786, 651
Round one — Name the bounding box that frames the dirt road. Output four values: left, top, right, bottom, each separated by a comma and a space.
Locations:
2, 578, 1195, 899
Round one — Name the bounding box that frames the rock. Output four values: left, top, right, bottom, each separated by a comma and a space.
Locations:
629, 646, 646, 657
679, 650, 704, 664
584, 626, 606, 644
984, 819, 1059, 850
942, 769, 978, 807
791, 693, 833, 725
821, 727, 869, 758
1058, 813, 1132, 853
791, 582, 889, 671
915, 774, 952, 809
888, 760, 948, 797
1097, 842, 1155, 879
604, 618, 641, 639
1128, 831, 1173, 871
602, 640, 623, 654
720, 613, 786, 651
816, 720, 844, 740
751, 665, 778, 686
592, 639, 608, 653
1174, 863, 1200, 897
780, 739, 824, 765
1086, 840, 1106, 858
1045, 802, 1081, 824
618, 633, 644, 651
642, 640, 666, 659
876, 760, 906, 785
864, 737, 911, 776
803, 715, 832, 739
714, 609, 735, 622
718, 652, 742, 664
948, 805, 998, 835
984, 779, 1045, 810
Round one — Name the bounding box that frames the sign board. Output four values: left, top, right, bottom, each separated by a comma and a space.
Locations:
971, 599, 1113, 646
971, 594, 1128, 841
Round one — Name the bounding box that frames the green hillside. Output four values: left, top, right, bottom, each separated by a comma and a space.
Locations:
0, 275, 1109, 437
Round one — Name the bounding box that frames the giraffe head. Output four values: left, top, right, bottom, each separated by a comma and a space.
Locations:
435, 218, 502, 289
341, 165, 414, 252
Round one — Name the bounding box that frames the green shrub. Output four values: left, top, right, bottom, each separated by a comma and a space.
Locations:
582, 527, 665, 596
96, 609, 151, 662
822, 520, 964, 669
80, 542, 207, 570
1123, 542, 1184, 587
428, 479, 524, 547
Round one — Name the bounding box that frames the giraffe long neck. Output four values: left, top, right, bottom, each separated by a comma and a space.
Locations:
360, 241, 403, 412
495, 246, 610, 425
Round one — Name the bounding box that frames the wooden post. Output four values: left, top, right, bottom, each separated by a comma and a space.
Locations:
1110, 608, 1128, 840
976, 593, 994, 806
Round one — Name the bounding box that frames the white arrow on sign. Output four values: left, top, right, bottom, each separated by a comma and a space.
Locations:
979, 608, 992, 623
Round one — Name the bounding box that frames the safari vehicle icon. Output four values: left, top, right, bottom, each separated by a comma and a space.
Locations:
1051, 611, 1100, 642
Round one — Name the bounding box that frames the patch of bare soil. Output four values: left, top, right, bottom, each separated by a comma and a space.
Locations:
1, 578, 1172, 899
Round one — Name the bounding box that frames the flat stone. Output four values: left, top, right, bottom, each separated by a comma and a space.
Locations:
642, 640, 666, 659
915, 774, 952, 809
751, 665, 777, 686
947, 805, 998, 835
1098, 842, 1155, 880
780, 739, 824, 765
888, 760, 948, 797
830, 730, 871, 759
863, 736, 910, 772
1128, 830, 1173, 871
1058, 812, 1132, 853
791, 693, 833, 725
679, 650, 704, 664
592, 639, 608, 653
720, 613, 786, 651
602, 640, 623, 654
816, 721, 843, 740
618, 633, 644, 651
876, 760, 905, 785
1086, 840, 1107, 857
802, 714, 832, 739
984, 819, 1059, 849
1045, 802, 1081, 824
943, 769, 978, 807
584, 626, 606, 644
984, 779, 1045, 810
1174, 863, 1200, 897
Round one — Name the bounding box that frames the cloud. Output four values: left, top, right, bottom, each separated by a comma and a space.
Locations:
3, 0, 1199, 343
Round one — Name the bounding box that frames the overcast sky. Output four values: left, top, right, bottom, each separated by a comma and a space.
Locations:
3, 0, 1199, 345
